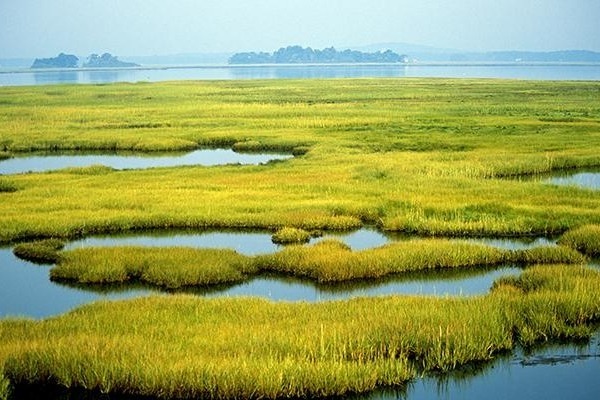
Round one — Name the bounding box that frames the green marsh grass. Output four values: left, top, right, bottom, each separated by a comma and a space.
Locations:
558, 224, 600, 257
51, 239, 585, 289
1, 79, 600, 241
1, 78, 600, 398
271, 227, 312, 244
52, 247, 252, 289
12, 239, 65, 264
1, 264, 600, 398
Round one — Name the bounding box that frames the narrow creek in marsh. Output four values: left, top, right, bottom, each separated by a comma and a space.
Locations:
0, 149, 293, 174
0, 229, 561, 319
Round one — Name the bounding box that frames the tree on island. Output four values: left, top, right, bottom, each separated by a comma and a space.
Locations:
31, 53, 79, 68
83, 53, 139, 68
229, 46, 409, 64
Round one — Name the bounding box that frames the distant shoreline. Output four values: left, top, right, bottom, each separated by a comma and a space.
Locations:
2, 61, 600, 75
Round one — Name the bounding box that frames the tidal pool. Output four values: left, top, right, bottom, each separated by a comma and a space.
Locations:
0, 149, 293, 174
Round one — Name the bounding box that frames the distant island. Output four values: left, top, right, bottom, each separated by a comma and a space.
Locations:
31, 53, 79, 68
229, 46, 408, 64
31, 53, 139, 69
83, 53, 139, 68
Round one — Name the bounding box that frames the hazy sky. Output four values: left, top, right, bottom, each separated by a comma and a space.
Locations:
1, 0, 599, 58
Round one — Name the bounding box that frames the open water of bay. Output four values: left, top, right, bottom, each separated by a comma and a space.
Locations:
1, 63, 599, 86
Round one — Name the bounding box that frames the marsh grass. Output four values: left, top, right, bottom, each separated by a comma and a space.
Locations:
271, 227, 312, 244
558, 224, 600, 257
12, 239, 65, 264
0, 179, 18, 193
1, 264, 599, 399
52, 247, 252, 289
1, 79, 600, 241
51, 239, 585, 289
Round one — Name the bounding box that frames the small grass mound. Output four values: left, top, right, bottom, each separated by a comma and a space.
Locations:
509, 245, 587, 265
0, 179, 18, 193
558, 224, 600, 257
12, 239, 65, 264
51, 247, 253, 289
271, 227, 312, 245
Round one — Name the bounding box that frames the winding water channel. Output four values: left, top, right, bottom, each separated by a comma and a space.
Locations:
0, 228, 562, 319
0, 149, 293, 175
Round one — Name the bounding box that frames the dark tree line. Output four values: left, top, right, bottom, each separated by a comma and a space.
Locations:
31, 53, 139, 69
229, 46, 408, 64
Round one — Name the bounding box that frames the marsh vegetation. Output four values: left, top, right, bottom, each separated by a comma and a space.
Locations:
1, 78, 599, 399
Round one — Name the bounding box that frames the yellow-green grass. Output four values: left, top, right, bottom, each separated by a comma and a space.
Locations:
1, 264, 599, 399
48, 239, 586, 289
12, 239, 65, 264
271, 226, 313, 244
52, 247, 252, 289
558, 224, 600, 257
1, 79, 600, 242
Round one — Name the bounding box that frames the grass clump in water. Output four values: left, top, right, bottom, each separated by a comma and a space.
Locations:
271, 227, 312, 244
51, 247, 253, 289
509, 245, 587, 265
12, 239, 65, 264
51, 239, 587, 289
256, 239, 508, 283
558, 224, 600, 257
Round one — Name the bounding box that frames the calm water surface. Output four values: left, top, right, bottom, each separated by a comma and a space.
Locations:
513, 168, 600, 191
1, 63, 599, 86
1, 228, 554, 319
359, 332, 600, 400
0, 149, 292, 175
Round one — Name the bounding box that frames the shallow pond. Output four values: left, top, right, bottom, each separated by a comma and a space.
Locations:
1, 228, 556, 319
0, 149, 292, 174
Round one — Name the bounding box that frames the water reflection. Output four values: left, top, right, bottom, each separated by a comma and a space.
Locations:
1, 228, 563, 319
2, 63, 599, 87
0, 247, 157, 319
0, 149, 293, 175
195, 267, 522, 302
357, 331, 600, 400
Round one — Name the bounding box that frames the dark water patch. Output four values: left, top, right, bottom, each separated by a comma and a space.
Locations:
351, 331, 600, 400
462, 236, 557, 250
0, 149, 293, 175
194, 267, 522, 302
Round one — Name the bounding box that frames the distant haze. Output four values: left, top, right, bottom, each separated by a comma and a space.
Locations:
1, 0, 599, 59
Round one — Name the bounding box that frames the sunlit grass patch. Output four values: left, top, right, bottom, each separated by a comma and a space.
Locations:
271, 227, 312, 244
558, 224, 600, 257
52, 247, 252, 289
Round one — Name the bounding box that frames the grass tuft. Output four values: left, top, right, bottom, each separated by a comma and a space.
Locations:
12, 239, 65, 264
558, 224, 600, 257
271, 227, 312, 244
